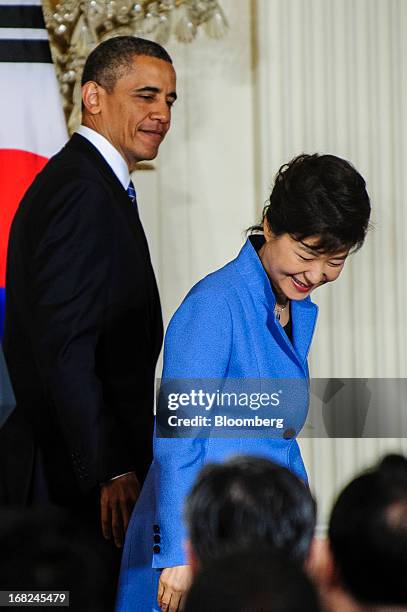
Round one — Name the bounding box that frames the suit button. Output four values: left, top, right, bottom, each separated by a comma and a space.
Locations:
153, 535, 161, 544
153, 545, 161, 554
153, 524, 160, 533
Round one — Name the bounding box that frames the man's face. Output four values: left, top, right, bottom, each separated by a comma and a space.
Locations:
96, 55, 177, 168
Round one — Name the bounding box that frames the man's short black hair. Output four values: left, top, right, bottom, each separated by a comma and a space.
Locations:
184, 550, 321, 612
81, 35, 173, 92
329, 454, 407, 607
185, 455, 316, 566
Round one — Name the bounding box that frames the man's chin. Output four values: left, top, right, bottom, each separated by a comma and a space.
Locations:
134, 148, 160, 163
129, 153, 158, 171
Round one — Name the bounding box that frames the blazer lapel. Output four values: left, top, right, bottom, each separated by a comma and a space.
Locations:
234, 237, 318, 373
290, 298, 318, 365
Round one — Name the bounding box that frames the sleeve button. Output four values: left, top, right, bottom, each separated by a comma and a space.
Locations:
153, 545, 161, 554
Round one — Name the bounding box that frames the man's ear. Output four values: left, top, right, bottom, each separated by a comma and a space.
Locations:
185, 539, 200, 576
305, 537, 337, 588
82, 81, 102, 115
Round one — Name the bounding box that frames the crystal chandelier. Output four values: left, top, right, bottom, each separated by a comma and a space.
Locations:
42, 0, 228, 134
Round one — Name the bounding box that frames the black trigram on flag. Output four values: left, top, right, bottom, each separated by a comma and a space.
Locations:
0, 0, 67, 338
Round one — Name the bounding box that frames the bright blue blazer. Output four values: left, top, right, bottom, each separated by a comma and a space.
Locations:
116, 237, 318, 611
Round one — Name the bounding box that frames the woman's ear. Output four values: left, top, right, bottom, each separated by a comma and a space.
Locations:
263, 218, 273, 242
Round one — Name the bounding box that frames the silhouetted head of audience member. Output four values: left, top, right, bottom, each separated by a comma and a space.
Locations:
185, 455, 317, 571
0, 508, 113, 612
183, 550, 321, 612
328, 454, 407, 609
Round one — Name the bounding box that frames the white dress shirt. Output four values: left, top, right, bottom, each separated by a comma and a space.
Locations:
76, 124, 131, 190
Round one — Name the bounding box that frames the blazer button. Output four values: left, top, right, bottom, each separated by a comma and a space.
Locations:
153, 524, 160, 533
153, 535, 161, 544
153, 545, 161, 554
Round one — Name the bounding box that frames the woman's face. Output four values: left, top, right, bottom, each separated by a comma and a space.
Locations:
258, 224, 349, 303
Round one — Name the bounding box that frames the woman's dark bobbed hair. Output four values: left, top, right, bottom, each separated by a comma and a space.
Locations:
251, 153, 371, 253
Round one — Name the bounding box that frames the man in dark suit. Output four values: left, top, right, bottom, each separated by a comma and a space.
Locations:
1, 36, 176, 556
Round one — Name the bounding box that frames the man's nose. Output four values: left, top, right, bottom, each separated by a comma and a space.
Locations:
150, 100, 171, 122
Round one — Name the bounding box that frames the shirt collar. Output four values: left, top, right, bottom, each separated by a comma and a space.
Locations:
76, 125, 131, 190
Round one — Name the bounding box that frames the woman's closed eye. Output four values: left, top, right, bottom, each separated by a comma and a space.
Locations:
297, 253, 314, 262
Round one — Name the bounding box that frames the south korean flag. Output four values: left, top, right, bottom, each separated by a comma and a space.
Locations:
0, 0, 67, 337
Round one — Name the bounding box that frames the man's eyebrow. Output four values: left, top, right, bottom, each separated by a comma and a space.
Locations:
135, 86, 177, 100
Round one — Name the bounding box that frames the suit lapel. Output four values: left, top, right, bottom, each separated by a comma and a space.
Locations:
64, 134, 145, 246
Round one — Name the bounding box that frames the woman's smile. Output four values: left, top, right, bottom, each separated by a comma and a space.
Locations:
291, 275, 315, 293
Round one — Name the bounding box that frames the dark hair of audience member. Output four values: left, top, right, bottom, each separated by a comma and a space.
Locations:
328, 454, 407, 606
183, 550, 321, 612
0, 508, 112, 612
185, 455, 317, 567
249, 153, 371, 253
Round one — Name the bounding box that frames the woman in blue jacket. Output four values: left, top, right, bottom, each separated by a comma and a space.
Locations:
116, 154, 371, 612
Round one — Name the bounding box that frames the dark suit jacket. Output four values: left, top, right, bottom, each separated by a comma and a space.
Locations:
1, 134, 163, 506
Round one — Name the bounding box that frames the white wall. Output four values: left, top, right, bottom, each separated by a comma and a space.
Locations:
255, 0, 407, 379
134, 0, 256, 329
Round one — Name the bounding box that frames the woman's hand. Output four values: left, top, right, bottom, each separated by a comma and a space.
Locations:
157, 565, 193, 612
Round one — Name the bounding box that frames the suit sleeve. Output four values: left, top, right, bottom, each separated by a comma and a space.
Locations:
27, 179, 132, 490
152, 288, 232, 568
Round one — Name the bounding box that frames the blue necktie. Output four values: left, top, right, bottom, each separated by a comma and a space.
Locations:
127, 180, 137, 207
